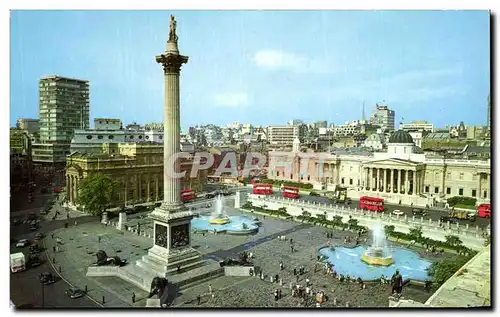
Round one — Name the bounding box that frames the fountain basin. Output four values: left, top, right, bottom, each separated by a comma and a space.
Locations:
319, 245, 431, 281
192, 215, 259, 235
360, 253, 393, 266
209, 217, 231, 225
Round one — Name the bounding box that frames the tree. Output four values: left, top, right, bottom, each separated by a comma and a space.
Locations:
427, 255, 472, 286
331, 216, 343, 228
445, 235, 463, 247
384, 225, 395, 237
408, 226, 423, 241
347, 218, 359, 227
76, 173, 118, 217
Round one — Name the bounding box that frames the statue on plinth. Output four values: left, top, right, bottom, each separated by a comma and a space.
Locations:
168, 15, 178, 42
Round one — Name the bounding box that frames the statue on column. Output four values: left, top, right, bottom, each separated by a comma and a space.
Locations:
168, 15, 178, 42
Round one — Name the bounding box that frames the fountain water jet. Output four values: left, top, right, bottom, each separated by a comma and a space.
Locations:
209, 195, 231, 225
360, 220, 393, 266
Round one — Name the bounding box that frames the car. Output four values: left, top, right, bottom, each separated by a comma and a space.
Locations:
392, 210, 404, 216
65, 288, 85, 299
412, 208, 427, 217
39, 272, 56, 285
33, 232, 44, 239
28, 255, 42, 268
15, 239, 30, 248
440, 216, 458, 224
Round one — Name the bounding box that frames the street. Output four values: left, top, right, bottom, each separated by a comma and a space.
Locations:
9, 245, 97, 308
244, 188, 491, 228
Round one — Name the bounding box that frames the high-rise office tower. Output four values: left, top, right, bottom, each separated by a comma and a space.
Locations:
370, 104, 395, 132
33, 75, 90, 164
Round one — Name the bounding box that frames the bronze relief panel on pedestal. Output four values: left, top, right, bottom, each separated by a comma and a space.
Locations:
154, 224, 168, 249
170, 223, 190, 248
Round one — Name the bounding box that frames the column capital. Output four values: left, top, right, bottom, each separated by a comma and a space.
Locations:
156, 53, 189, 74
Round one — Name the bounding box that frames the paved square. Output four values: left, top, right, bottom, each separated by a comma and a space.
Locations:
45, 202, 439, 307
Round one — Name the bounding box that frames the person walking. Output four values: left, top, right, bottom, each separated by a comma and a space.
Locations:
208, 284, 212, 294
279, 261, 284, 270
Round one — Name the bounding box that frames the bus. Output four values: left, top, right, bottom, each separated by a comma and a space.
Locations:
282, 186, 299, 199
359, 196, 385, 212
181, 189, 195, 202
252, 183, 273, 195
477, 203, 491, 218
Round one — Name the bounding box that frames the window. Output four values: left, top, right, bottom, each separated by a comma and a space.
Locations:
446, 187, 451, 195
108, 135, 114, 140
86, 135, 92, 140
98, 135, 103, 139
447, 172, 451, 180
139, 135, 143, 139
472, 189, 477, 197
459, 188, 464, 196
290, 174, 293, 180
349, 166, 353, 172
425, 186, 429, 193
472, 174, 477, 180
159, 136, 163, 139
341, 178, 345, 184
307, 175, 310, 181
404, 147, 407, 153
434, 187, 439, 194
300, 175, 303, 180
349, 178, 353, 185
459, 173, 464, 180
483, 191, 487, 199
357, 179, 360, 185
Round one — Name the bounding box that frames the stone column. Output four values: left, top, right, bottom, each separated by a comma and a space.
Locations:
405, 170, 410, 195
368, 167, 372, 189
397, 169, 402, 193
478, 173, 482, 198
124, 177, 128, 206
389, 168, 394, 193
147, 176, 151, 202
156, 46, 188, 212
155, 177, 159, 202
415, 171, 419, 195
377, 168, 382, 192
138, 174, 142, 202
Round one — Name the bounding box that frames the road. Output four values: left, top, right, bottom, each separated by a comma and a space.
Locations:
9, 244, 97, 308
244, 188, 491, 228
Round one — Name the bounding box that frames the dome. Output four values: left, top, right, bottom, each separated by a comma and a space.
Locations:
388, 130, 414, 144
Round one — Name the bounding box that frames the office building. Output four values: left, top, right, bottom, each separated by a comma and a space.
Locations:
370, 104, 395, 132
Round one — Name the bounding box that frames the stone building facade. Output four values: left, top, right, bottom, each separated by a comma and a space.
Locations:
268, 130, 491, 206
65, 143, 208, 206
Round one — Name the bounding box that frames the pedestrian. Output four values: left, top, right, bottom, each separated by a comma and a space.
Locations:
74, 220, 77, 226
208, 284, 212, 294
290, 238, 293, 244
275, 274, 279, 283
278, 289, 282, 299
296, 275, 300, 283
290, 281, 293, 289
102, 296, 105, 304
52, 246, 56, 252
279, 261, 283, 270
51, 233, 54, 239
291, 245, 294, 253
274, 289, 279, 301
306, 278, 310, 286
197, 294, 201, 305
132, 292, 136, 303
293, 267, 297, 275
98, 236, 101, 243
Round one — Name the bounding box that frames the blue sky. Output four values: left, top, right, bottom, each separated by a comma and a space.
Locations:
10, 10, 490, 130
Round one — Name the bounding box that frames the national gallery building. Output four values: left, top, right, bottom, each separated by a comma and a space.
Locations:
267, 131, 491, 207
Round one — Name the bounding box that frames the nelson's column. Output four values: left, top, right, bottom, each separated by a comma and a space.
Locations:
146, 15, 201, 272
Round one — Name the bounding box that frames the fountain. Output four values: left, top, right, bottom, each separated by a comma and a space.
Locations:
360, 221, 393, 266
318, 220, 432, 281
209, 195, 230, 225
190, 195, 259, 235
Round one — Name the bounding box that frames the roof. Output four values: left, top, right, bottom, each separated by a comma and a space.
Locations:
388, 130, 414, 144
463, 145, 490, 154
424, 132, 451, 139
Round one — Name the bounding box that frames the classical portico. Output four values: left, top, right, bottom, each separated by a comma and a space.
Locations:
361, 159, 424, 197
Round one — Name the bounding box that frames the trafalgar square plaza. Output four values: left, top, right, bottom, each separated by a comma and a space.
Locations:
8, 11, 491, 309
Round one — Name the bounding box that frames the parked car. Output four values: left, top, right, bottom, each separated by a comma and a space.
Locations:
392, 210, 404, 216
65, 288, 85, 299
15, 239, 30, 248
39, 272, 56, 285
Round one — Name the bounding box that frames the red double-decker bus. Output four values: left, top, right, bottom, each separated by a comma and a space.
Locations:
359, 196, 384, 212
477, 203, 491, 218
181, 189, 195, 202
282, 186, 299, 199
252, 183, 273, 195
